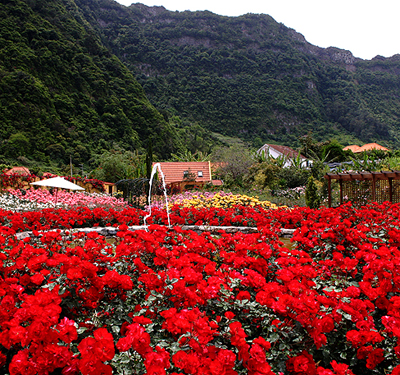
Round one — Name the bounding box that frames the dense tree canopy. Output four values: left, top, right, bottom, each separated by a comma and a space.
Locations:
1, 0, 399, 170
76, 0, 399, 149
0, 0, 186, 164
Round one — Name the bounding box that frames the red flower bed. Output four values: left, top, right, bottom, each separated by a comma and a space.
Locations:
0, 204, 284, 232
0, 203, 400, 374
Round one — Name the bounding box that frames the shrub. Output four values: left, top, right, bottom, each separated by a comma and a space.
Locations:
305, 176, 321, 209
277, 166, 311, 189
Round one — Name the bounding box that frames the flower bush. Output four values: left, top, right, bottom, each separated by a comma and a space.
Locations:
0, 173, 107, 193
271, 186, 305, 200
0, 192, 56, 211
150, 191, 281, 210
3, 189, 127, 211
0, 173, 38, 190
0, 202, 399, 373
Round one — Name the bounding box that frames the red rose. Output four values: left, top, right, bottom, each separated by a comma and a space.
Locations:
225, 311, 235, 320
366, 348, 384, 370
286, 351, 317, 375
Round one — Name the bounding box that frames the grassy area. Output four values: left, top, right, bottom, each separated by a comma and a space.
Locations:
210, 132, 249, 148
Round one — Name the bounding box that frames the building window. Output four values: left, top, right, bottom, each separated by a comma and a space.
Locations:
198, 171, 203, 177
183, 170, 189, 178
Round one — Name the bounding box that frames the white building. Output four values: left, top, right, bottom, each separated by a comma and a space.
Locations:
257, 144, 310, 168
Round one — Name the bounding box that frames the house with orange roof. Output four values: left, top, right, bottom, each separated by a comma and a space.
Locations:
343, 145, 361, 153
153, 162, 219, 193
4, 166, 31, 175
343, 143, 389, 154
357, 143, 389, 153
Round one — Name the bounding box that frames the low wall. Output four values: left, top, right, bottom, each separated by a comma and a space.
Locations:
15, 225, 296, 240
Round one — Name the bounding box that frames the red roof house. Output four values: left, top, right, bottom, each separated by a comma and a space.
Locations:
153, 162, 214, 192
4, 166, 31, 175
257, 144, 307, 167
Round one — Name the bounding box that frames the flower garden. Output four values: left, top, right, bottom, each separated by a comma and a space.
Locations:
0, 189, 400, 374
5, 189, 127, 211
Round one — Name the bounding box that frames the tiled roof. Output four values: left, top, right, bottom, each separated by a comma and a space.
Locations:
259, 144, 305, 159
343, 145, 361, 152
356, 143, 389, 153
343, 143, 389, 153
4, 166, 31, 175
153, 162, 211, 184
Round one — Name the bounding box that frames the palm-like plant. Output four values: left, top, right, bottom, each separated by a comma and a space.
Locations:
252, 150, 288, 167
348, 151, 383, 172
306, 149, 334, 179
253, 150, 271, 163
308, 148, 334, 164
170, 150, 211, 162
290, 151, 305, 169
380, 155, 400, 171
275, 153, 288, 168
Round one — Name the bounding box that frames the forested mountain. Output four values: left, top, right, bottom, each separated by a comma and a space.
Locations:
1, 0, 400, 168
0, 0, 188, 166
76, 0, 400, 149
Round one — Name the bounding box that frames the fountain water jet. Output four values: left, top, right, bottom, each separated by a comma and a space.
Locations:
143, 162, 171, 230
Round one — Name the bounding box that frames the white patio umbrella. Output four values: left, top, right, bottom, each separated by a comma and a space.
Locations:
30, 177, 85, 205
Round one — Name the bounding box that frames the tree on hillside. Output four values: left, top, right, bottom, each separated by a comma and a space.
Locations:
212, 145, 254, 187
321, 140, 348, 163
170, 150, 211, 162
91, 149, 144, 183
299, 133, 329, 159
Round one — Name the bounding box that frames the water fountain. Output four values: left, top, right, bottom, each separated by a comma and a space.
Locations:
15, 163, 295, 240
143, 162, 171, 230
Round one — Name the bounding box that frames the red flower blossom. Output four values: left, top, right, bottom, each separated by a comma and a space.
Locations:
225, 311, 235, 320
116, 323, 151, 356
172, 350, 200, 373
57, 317, 77, 343
365, 348, 384, 370
144, 346, 170, 374
286, 351, 317, 375
78, 328, 115, 375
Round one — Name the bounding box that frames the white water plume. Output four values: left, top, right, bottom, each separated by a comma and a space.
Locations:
143, 163, 171, 229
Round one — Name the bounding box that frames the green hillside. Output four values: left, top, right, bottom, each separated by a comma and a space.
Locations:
1, 0, 400, 171
77, 0, 400, 148
0, 0, 186, 166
